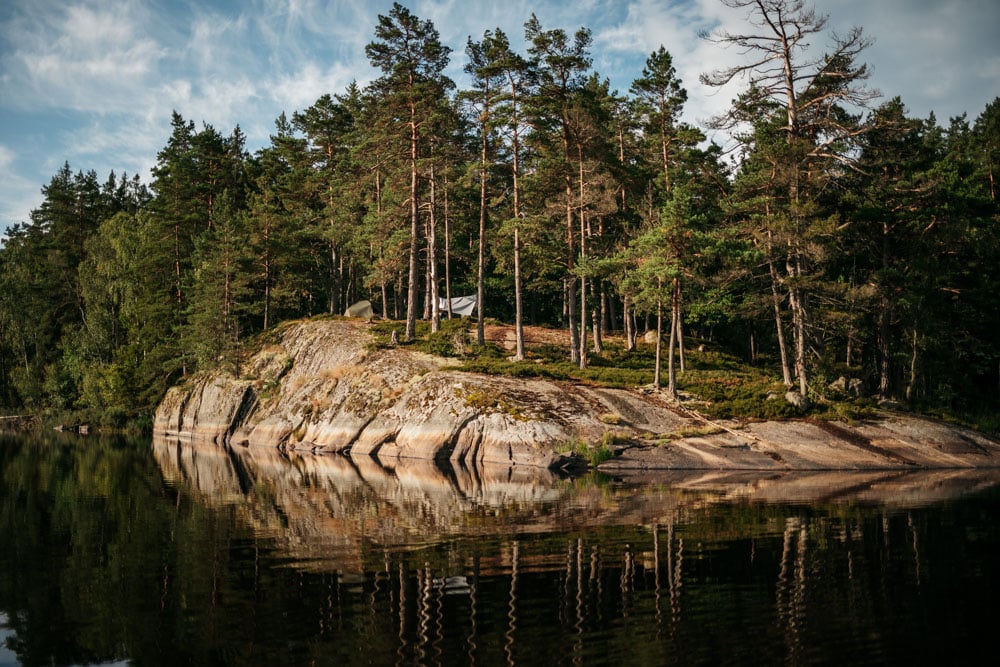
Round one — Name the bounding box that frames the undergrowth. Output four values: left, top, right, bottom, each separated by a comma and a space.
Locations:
362, 317, 958, 426
556, 437, 615, 467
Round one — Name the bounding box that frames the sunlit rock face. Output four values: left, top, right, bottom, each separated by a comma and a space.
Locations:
153, 319, 686, 469
154, 318, 1000, 471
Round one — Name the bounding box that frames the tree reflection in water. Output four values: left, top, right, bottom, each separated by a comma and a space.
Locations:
1, 432, 1000, 665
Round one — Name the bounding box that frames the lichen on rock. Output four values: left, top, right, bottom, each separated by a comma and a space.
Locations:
154, 318, 1000, 472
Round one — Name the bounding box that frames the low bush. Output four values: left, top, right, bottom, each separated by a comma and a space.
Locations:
557, 437, 615, 467
369, 318, 889, 423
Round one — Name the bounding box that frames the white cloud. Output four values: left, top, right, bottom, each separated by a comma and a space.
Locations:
588, 0, 758, 136
1, 1, 165, 114
264, 62, 362, 113
1, 0, 998, 238
178, 77, 261, 131
0, 146, 40, 230
186, 12, 251, 73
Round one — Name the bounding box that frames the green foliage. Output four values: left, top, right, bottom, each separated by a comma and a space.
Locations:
678, 370, 795, 420
0, 5, 997, 435
370, 318, 484, 358
557, 436, 616, 467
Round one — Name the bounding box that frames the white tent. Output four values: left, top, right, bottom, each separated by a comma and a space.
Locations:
344, 300, 374, 319
438, 294, 477, 317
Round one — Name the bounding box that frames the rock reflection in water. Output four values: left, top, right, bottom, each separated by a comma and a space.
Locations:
152, 435, 1000, 571
4, 431, 999, 666
148, 436, 1000, 665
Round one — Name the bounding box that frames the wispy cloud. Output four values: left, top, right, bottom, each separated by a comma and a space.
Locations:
1, 0, 997, 238
592, 0, 753, 132
1, 0, 165, 114
264, 62, 364, 115
186, 11, 251, 74
0, 145, 40, 229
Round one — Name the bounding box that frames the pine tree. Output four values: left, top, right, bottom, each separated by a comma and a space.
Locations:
475, 28, 534, 359
525, 15, 593, 364
702, 0, 878, 398
365, 3, 453, 341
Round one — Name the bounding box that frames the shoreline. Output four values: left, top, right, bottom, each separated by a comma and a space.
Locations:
148, 318, 1000, 472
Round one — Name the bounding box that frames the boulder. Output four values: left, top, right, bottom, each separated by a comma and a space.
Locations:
785, 391, 811, 410
828, 376, 866, 398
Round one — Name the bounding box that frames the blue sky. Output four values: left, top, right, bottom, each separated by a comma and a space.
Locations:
2, 0, 998, 234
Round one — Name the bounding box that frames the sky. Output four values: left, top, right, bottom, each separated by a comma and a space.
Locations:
1, 0, 998, 235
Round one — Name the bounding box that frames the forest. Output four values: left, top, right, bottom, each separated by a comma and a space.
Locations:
0, 0, 998, 430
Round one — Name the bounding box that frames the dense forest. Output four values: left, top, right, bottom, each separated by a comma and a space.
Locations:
1, 0, 998, 429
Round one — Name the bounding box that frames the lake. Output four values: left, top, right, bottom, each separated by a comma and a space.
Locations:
2, 431, 999, 666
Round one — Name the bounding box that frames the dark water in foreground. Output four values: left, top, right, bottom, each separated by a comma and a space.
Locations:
2, 432, 999, 666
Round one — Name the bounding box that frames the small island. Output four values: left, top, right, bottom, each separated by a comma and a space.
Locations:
2, 1, 997, 458
154, 318, 1000, 473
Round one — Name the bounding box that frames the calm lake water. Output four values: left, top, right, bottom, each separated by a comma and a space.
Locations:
2, 431, 1000, 666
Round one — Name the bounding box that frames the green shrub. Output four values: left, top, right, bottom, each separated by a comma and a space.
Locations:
557, 436, 616, 467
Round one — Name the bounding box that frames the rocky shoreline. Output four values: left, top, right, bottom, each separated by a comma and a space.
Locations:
154, 318, 1000, 472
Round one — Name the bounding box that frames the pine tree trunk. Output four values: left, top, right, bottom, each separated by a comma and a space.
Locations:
606, 290, 616, 335
667, 283, 678, 399
592, 282, 604, 354
654, 279, 663, 388
375, 168, 389, 320
675, 278, 685, 374
789, 282, 808, 398
906, 328, 919, 401
477, 115, 488, 345
443, 176, 453, 319
423, 229, 432, 322
768, 232, 793, 386
577, 145, 589, 369
508, 71, 526, 361
563, 120, 579, 365
395, 271, 403, 321
624, 293, 635, 352
428, 165, 440, 333
262, 220, 272, 330
405, 101, 419, 342
878, 301, 892, 399
328, 242, 338, 315
513, 225, 525, 361
566, 197, 579, 365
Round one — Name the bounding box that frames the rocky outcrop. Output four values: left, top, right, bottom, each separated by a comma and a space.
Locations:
154, 318, 1000, 471
601, 413, 1000, 472
0, 415, 39, 432
154, 319, 688, 469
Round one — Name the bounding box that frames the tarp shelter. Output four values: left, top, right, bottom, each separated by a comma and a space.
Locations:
344, 300, 374, 319
438, 295, 477, 317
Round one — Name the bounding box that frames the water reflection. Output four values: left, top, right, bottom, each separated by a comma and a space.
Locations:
2, 432, 1000, 666
148, 435, 1000, 664
152, 435, 1000, 558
